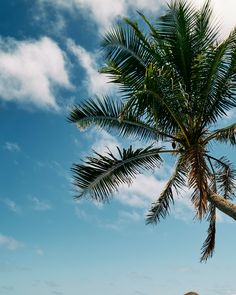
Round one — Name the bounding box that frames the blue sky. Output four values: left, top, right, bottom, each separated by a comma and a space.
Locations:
0, 1, 236, 295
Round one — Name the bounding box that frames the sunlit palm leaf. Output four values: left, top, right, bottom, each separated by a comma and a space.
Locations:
146, 157, 187, 224
72, 145, 163, 201
68, 96, 172, 142
192, 0, 218, 53
199, 29, 236, 127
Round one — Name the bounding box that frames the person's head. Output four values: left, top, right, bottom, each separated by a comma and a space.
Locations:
184, 292, 199, 295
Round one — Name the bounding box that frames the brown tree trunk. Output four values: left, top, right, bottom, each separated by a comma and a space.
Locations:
208, 192, 236, 221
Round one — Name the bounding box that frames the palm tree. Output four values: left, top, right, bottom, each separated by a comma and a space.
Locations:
69, 0, 236, 261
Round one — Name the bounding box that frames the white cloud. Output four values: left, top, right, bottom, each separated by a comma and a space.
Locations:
36, 248, 44, 256
0, 36, 72, 110
75, 206, 87, 219
118, 174, 167, 208
1, 198, 21, 213
39, 0, 164, 32
92, 130, 120, 155
189, 0, 236, 37
30, 196, 52, 211
38, 0, 236, 37
67, 39, 113, 96
0, 233, 23, 251
3, 142, 20, 152
118, 210, 142, 222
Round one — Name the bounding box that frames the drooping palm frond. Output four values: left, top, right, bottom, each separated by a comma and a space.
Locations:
215, 157, 236, 200
200, 203, 216, 262
68, 96, 175, 142
72, 145, 163, 201
211, 123, 236, 145
206, 155, 236, 199
146, 157, 187, 224
185, 144, 209, 219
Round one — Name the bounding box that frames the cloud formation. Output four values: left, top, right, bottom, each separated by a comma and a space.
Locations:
3, 142, 21, 152
189, 0, 236, 37
30, 196, 51, 211
39, 0, 164, 32
1, 198, 21, 213
67, 39, 113, 96
38, 0, 236, 36
0, 233, 23, 250
0, 37, 71, 110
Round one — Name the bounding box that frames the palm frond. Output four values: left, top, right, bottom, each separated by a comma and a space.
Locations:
215, 157, 236, 199
100, 21, 150, 91
184, 144, 209, 219
192, 0, 219, 54
211, 123, 236, 145
200, 203, 216, 262
72, 145, 163, 201
146, 157, 187, 224
206, 155, 236, 200
198, 28, 236, 127
155, 0, 195, 90
68, 96, 174, 142
126, 64, 190, 138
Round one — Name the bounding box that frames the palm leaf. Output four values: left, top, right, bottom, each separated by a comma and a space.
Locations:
199, 28, 236, 127
68, 96, 174, 142
146, 157, 187, 224
192, 0, 219, 54
184, 144, 209, 219
155, 0, 195, 90
101, 22, 150, 91
215, 157, 236, 199
200, 203, 216, 262
72, 145, 163, 201
211, 123, 236, 145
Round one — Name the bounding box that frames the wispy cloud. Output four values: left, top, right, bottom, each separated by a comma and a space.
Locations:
30, 196, 52, 211
38, 0, 165, 32
38, 0, 236, 37
1, 198, 21, 213
67, 39, 113, 96
0, 36, 72, 110
45, 280, 58, 288
75, 206, 88, 220
0, 233, 23, 251
118, 210, 142, 222
189, 0, 236, 37
35, 247, 44, 256
3, 142, 21, 152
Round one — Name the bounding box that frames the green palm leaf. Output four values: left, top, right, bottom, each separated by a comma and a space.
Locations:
146, 157, 187, 224
72, 145, 163, 201
211, 123, 236, 145
215, 157, 236, 199
199, 29, 236, 127
68, 96, 174, 142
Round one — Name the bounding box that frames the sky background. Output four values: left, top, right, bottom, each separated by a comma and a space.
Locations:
0, 1, 236, 295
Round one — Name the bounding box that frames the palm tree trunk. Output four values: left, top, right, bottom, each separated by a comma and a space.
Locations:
208, 192, 236, 221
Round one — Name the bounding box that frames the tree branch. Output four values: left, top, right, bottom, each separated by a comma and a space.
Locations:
208, 191, 236, 221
